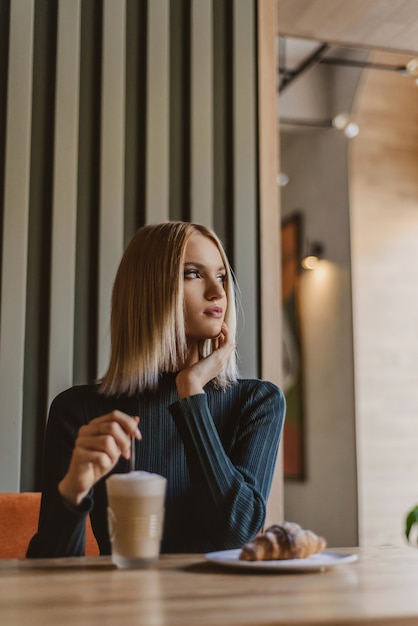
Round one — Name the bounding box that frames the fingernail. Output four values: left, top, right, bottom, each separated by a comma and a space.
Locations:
133, 416, 141, 437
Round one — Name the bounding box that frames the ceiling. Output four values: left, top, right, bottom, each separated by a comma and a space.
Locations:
278, 37, 376, 93
276, 0, 418, 55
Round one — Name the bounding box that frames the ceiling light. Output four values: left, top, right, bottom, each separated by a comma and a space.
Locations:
344, 122, 360, 138
332, 113, 350, 130
332, 113, 359, 138
277, 173, 290, 187
405, 58, 418, 77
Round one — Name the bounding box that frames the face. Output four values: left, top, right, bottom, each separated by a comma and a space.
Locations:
183, 233, 227, 342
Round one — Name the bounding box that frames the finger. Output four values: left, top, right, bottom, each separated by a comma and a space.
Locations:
76, 432, 121, 454
131, 416, 141, 438
221, 322, 229, 335
72, 443, 118, 471
89, 410, 142, 439
214, 323, 229, 349
70, 447, 118, 485
214, 332, 234, 356
78, 421, 131, 460
80, 412, 142, 442
220, 323, 235, 350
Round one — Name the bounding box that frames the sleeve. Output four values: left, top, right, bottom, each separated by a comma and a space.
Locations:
169, 381, 285, 548
26, 390, 93, 558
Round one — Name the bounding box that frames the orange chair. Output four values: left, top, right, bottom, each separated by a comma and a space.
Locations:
0, 492, 99, 558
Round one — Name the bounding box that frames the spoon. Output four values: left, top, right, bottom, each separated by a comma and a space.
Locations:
130, 415, 140, 472
130, 434, 136, 472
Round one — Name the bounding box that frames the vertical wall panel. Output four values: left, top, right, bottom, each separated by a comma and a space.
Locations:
190, 0, 213, 227
22, 0, 57, 492
47, 0, 81, 408
212, 0, 233, 248
124, 0, 147, 240
97, 0, 126, 377
146, 0, 170, 223
232, 0, 258, 378
73, 0, 102, 388
0, 0, 34, 490
0, 0, 10, 260
257, 0, 283, 525
169, 0, 190, 222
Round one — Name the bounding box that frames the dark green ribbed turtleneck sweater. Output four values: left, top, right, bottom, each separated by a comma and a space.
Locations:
27, 373, 285, 558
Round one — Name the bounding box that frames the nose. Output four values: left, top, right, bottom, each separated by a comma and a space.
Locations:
205, 277, 225, 300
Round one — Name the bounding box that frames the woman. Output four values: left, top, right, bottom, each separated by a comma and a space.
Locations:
27, 221, 285, 557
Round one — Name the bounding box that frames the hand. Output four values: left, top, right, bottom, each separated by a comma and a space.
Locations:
176, 323, 235, 399
58, 411, 142, 506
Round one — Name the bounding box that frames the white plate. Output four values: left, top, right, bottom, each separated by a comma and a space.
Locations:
205, 549, 358, 572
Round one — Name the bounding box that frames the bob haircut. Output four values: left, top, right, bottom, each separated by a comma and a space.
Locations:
100, 221, 239, 396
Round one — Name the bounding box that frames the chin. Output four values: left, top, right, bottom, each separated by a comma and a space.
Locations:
190, 327, 222, 342
207, 323, 224, 338
196, 333, 219, 342
187, 319, 224, 342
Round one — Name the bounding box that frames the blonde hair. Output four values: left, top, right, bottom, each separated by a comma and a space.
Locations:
99, 221, 239, 396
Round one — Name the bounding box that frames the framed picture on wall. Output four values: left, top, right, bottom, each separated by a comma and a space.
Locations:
281, 214, 305, 480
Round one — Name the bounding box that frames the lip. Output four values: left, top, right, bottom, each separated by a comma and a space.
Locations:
204, 306, 223, 319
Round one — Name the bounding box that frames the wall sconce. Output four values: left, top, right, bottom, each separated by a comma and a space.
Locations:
302, 242, 324, 270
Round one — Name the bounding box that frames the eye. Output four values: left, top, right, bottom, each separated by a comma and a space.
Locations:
184, 269, 200, 279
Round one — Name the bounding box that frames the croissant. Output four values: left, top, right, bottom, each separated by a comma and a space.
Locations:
239, 521, 326, 561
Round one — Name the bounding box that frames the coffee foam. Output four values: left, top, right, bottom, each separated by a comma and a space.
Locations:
107, 471, 167, 497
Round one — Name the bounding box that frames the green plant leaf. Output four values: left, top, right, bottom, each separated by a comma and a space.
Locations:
405, 506, 418, 543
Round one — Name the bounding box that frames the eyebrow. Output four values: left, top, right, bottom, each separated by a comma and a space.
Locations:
184, 261, 226, 272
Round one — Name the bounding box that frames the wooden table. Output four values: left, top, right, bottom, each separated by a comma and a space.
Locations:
1, 546, 418, 625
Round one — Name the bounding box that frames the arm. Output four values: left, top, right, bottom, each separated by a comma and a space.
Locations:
27, 391, 92, 558
169, 380, 285, 548
26, 389, 141, 558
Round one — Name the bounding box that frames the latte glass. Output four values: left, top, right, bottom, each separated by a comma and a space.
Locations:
106, 471, 167, 569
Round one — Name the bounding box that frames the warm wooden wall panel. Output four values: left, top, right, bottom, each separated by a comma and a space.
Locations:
257, 0, 283, 524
